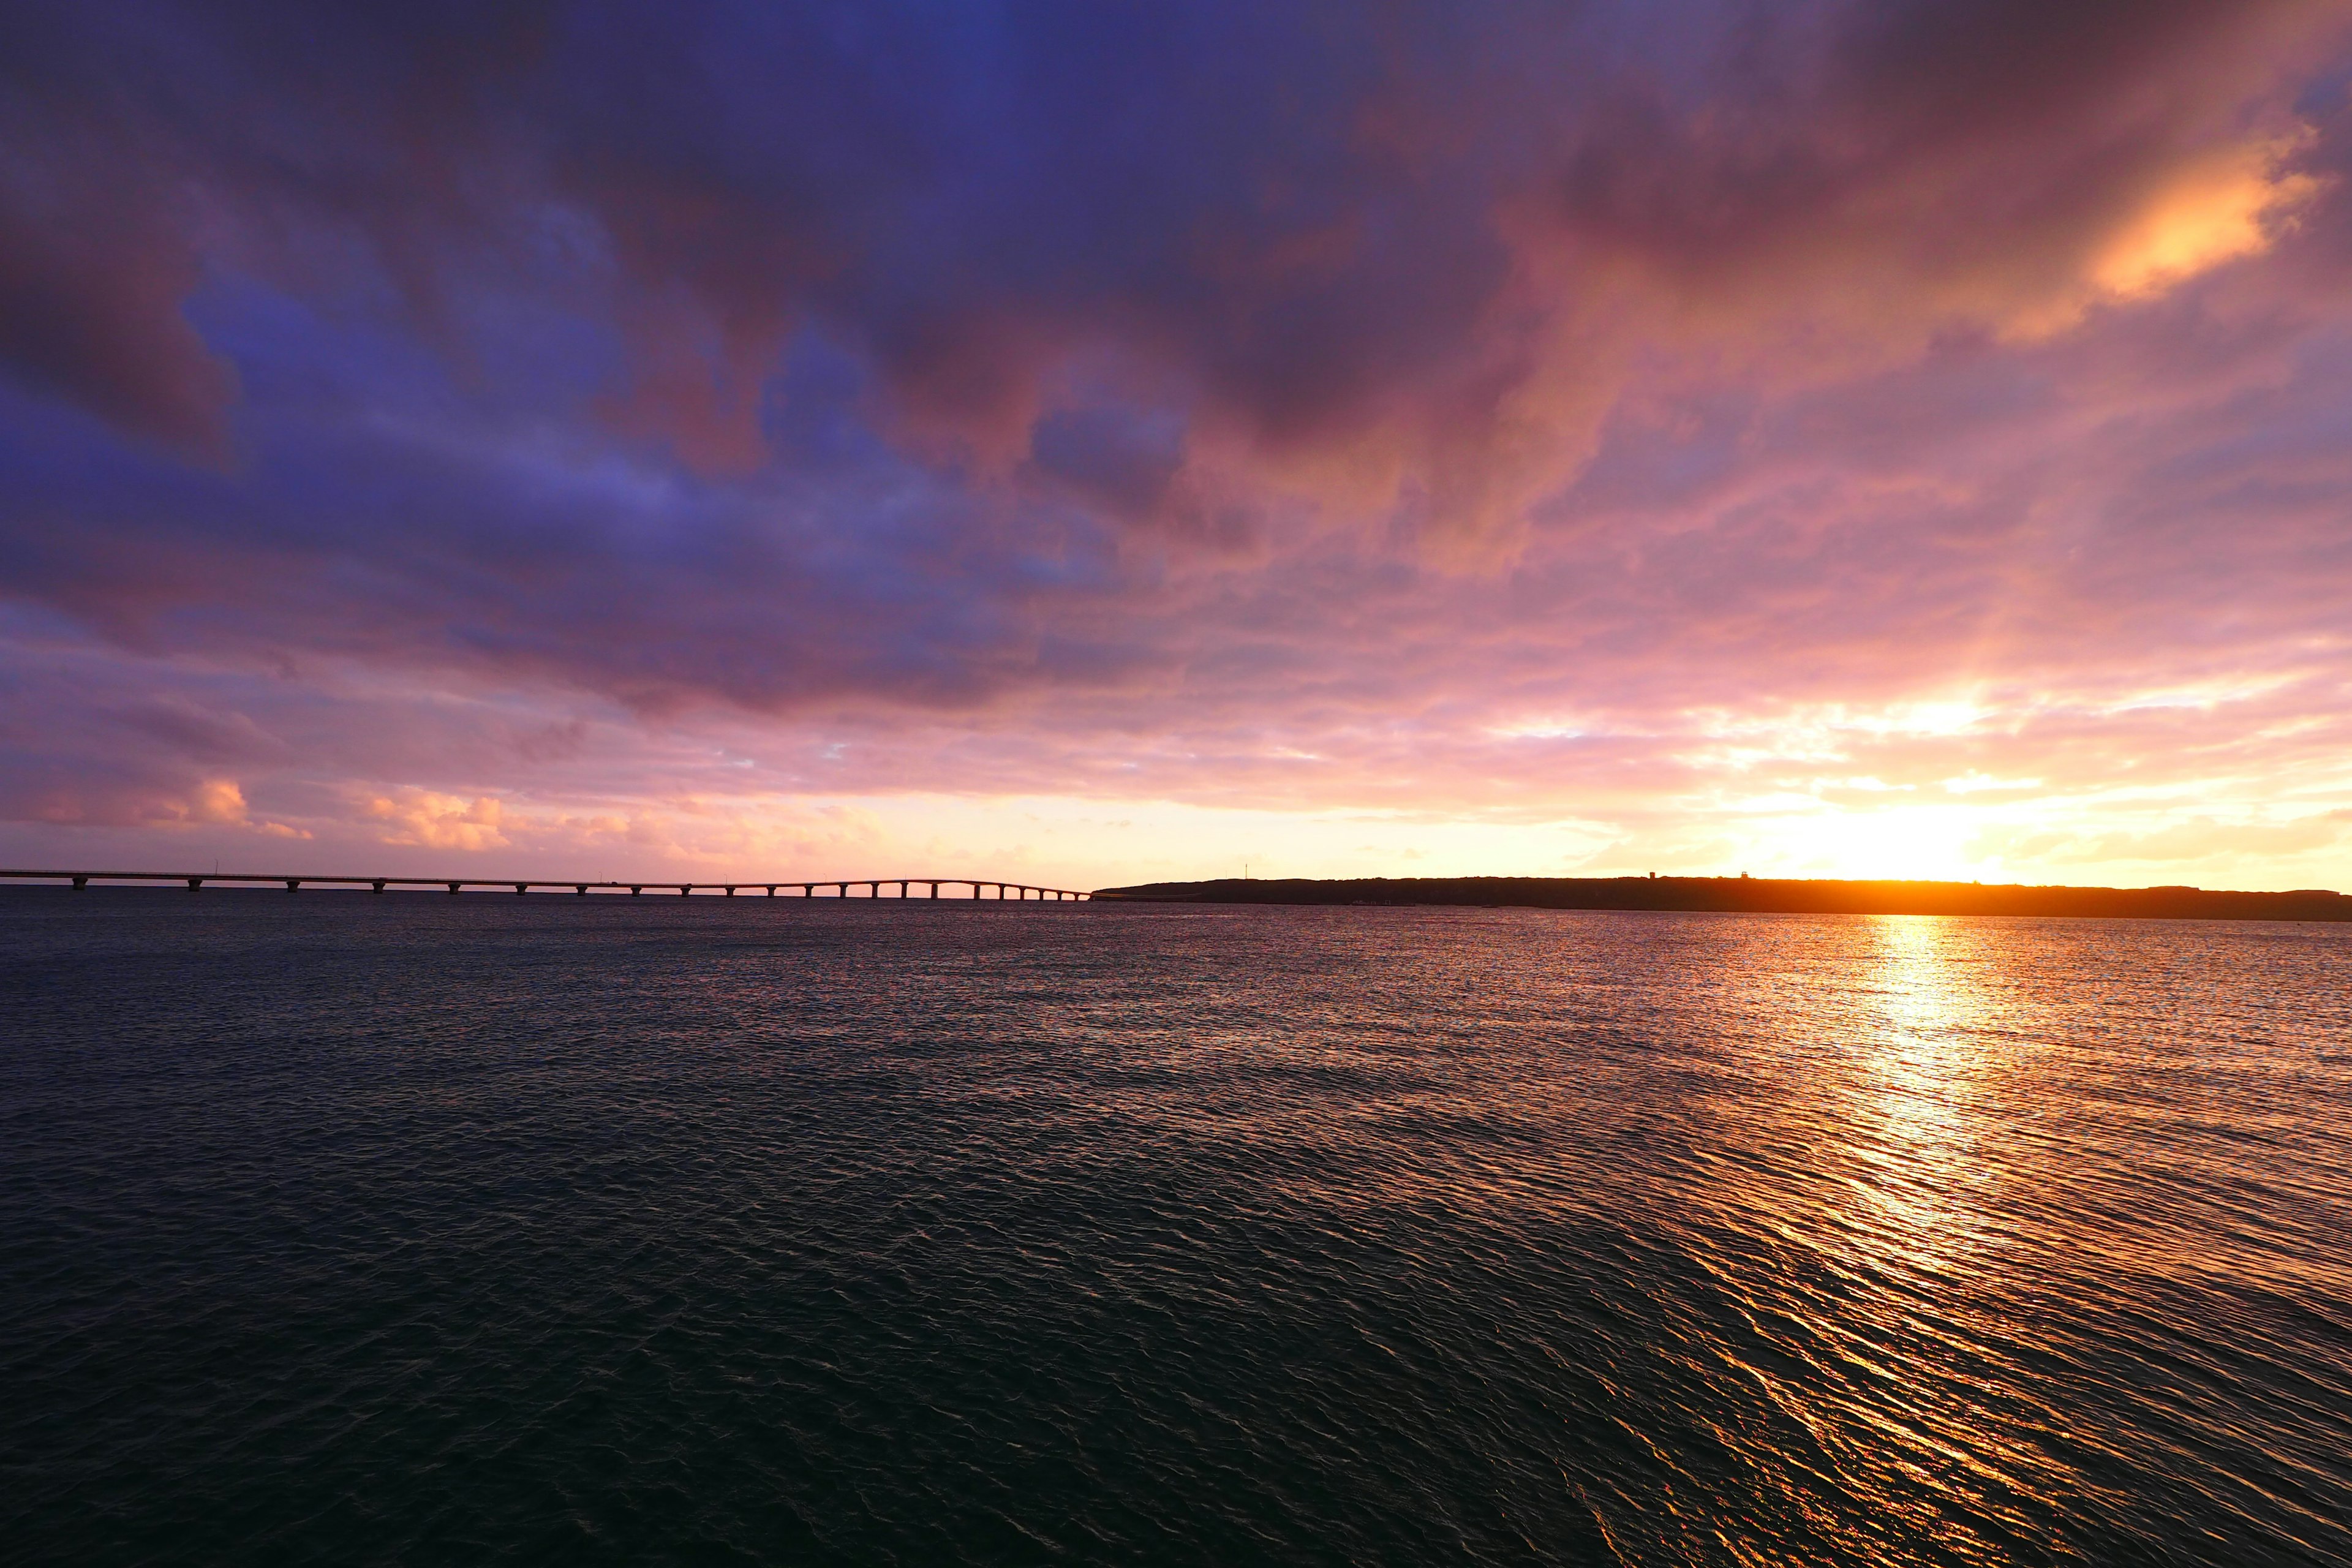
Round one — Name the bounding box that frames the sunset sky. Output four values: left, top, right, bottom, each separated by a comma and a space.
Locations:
6, 1, 2352, 890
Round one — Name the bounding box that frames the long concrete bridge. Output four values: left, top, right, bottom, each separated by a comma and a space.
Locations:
0, 869, 1090, 900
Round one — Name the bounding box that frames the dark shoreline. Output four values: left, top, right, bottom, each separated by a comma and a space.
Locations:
1090, 876, 2352, 923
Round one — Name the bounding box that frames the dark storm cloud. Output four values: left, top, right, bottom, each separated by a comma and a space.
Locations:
11, 1, 2328, 477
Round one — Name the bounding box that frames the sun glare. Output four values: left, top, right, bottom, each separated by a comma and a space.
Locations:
1746, 802, 1991, 882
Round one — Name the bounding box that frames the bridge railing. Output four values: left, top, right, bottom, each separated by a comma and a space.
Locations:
0, 870, 1091, 900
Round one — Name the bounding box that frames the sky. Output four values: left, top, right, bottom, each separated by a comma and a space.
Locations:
6, 0, 2352, 892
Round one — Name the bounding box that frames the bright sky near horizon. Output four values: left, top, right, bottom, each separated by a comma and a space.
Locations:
6, 2, 2352, 891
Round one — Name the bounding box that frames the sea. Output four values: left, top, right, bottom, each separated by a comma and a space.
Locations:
4, 889, 2350, 1566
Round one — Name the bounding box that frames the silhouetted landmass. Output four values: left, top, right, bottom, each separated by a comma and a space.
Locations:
1090, 876, 2352, 922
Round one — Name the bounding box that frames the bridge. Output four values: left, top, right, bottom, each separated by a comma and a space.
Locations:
0, 869, 1090, 900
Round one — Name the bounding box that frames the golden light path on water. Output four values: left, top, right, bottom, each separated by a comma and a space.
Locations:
1803, 919, 2030, 1562
1121, 907, 2352, 1566
1586, 911, 2348, 1567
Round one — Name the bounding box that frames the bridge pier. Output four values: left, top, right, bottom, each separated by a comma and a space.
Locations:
514, 883, 527, 894
575, 884, 587, 895
447, 882, 461, 894
725, 886, 736, 896
803, 884, 813, 897
630, 886, 642, 895
680, 885, 693, 896
71, 875, 86, 890
187, 878, 202, 891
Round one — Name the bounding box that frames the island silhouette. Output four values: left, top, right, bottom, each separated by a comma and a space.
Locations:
1090, 876, 2351, 923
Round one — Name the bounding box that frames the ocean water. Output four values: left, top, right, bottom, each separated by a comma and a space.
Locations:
4, 891, 2350, 1566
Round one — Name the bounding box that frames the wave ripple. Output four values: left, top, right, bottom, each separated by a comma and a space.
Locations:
4, 895, 2350, 1564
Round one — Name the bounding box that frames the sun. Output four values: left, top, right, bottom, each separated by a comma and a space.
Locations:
1749, 801, 1996, 883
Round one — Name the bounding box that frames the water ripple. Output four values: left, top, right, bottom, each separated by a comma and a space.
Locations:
3, 893, 2349, 1564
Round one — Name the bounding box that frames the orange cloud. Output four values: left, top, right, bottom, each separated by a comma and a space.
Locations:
2092, 136, 2323, 299
366, 791, 509, 850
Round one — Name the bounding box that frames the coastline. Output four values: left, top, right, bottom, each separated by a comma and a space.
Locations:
1089, 876, 2352, 923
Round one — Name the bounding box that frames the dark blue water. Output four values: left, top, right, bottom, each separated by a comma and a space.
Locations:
5, 891, 2350, 1565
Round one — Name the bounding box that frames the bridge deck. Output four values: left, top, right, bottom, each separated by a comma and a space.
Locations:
0, 870, 1090, 900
